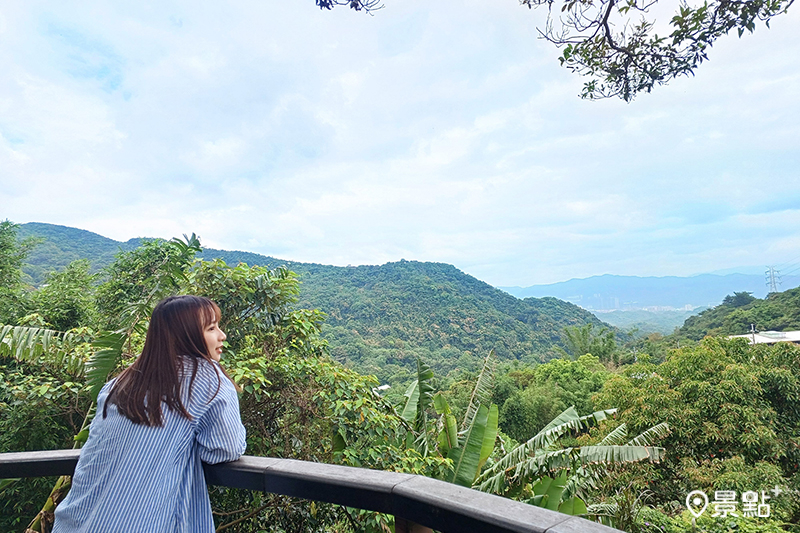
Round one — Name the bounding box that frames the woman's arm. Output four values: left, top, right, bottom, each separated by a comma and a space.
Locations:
195, 377, 247, 464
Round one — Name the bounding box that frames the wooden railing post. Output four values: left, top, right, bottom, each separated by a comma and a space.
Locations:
395, 516, 433, 533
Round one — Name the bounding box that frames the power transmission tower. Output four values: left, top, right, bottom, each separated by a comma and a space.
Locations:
765, 266, 781, 293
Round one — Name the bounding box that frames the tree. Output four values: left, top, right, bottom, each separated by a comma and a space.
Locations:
399, 352, 500, 488
563, 323, 616, 362
722, 291, 757, 307
594, 337, 800, 518
318, 0, 793, 101
498, 355, 609, 441
523, 0, 794, 100
2, 235, 452, 533
0, 220, 36, 324
94, 236, 201, 330
29, 260, 97, 331
315, 0, 381, 11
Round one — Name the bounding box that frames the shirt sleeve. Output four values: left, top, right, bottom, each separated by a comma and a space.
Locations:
195, 377, 247, 464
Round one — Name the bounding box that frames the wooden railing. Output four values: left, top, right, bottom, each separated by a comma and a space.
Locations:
0, 450, 621, 533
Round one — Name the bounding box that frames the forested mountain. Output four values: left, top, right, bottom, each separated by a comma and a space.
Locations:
289, 260, 607, 382
675, 288, 800, 340
17, 223, 606, 383
18, 223, 143, 283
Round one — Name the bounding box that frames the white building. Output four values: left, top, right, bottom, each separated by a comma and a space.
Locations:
728, 330, 800, 345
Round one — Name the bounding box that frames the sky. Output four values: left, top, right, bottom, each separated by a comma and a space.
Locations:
1, 1, 799, 287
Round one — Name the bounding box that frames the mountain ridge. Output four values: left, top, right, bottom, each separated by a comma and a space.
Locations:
16, 222, 606, 383
500, 272, 800, 310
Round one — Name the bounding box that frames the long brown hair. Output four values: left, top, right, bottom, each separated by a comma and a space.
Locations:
104, 295, 224, 427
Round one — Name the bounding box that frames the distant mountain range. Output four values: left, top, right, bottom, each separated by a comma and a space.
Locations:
17, 222, 607, 383
500, 273, 800, 311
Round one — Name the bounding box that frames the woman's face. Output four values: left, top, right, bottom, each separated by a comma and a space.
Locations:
204, 319, 227, 362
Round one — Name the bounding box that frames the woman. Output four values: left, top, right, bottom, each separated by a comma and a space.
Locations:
53, 295, 247, 533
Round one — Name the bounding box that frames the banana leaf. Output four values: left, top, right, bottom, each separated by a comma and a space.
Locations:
447, 403, 488, 487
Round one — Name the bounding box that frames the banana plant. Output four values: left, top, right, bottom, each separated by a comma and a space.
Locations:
460, 349, 496, 432
475, 405, 669, 507
400, 358, 436, 455
400, 351, 499, 487
434, 394, 498, 487
529, 471, 588, 515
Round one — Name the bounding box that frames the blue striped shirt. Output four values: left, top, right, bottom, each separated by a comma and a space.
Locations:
53, 358, 246, 533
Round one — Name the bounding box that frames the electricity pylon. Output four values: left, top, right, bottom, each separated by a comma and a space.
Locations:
765, 266, 781, 293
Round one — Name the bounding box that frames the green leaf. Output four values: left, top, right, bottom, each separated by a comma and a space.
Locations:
579, 444, 666, 464
0, 325, 83, 374
447, 403, 488, 487
86, 332, 126, 402
598, 423, 628, 445
478, 406, 616, 487
477, 404, 498, 471
74, 428, 90, 444
559, 496, 588, 516
333, 430, 346, 453
0, 478, 20, 494
400, 379, 420, 423
530, 472, 568, 511
626, 422, 669, 447
462, 350, 496, 431
434, 393, 458, 453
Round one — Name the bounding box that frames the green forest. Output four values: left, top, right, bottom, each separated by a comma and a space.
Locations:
2, 220, 799, 533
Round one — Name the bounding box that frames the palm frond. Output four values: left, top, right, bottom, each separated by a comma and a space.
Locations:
413, 359, 435, 454
478, 442, 664, 496
400, 380, 420, 423
563, 464, 602, 500
535, 407, 617, 450
433, 393, 458, 454
477, 404, 499, 471
399, 358, 436, 455
586, 503, 618, 527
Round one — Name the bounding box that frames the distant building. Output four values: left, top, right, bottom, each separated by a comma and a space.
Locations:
729, 330, 800, 345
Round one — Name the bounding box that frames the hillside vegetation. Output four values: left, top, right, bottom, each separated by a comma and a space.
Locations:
290, 260, 606, 383
17, 223, 142, 283
676, 289, 800, 340
17, 223, 606, 383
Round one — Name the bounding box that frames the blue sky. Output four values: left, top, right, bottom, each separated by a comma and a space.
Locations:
1, 1, 798, 286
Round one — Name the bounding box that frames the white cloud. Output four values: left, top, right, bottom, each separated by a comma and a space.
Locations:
1, 0, 798, 286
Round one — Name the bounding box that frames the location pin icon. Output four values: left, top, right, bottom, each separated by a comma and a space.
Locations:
686, 490, 709, 518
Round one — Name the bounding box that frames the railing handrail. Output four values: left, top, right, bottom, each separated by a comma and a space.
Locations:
0, 450, 620, 533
